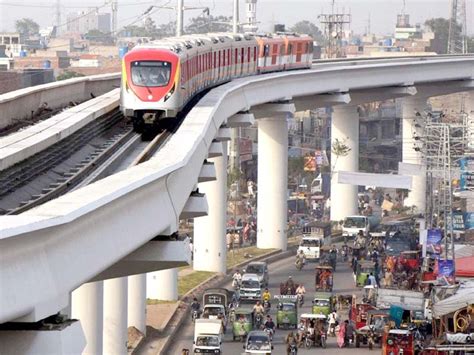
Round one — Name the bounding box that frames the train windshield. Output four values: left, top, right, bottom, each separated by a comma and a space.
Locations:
131, 61, 171, 87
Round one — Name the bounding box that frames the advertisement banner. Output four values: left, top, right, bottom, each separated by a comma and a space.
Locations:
427, 228, 442, 255
448, 212, 465, 231
315, 150, 329, 166
239, 138, 253, 162
389, 305, 404, 328
437, 259, 455, 285
304, 156, 316, 172
465, 212, 474, 230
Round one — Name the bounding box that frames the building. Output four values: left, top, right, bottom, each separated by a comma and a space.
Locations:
0, 33, 25, 57
66, 10, 111, 34
243, 0, 258, 33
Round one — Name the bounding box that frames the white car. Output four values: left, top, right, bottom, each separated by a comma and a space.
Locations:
239, 273, 262, 302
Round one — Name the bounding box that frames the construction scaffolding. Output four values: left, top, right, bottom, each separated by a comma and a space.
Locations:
418, 109, 470, 260
448, 0, 468, 54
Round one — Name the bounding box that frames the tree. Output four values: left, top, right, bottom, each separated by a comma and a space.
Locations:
331, 138, 351, 177
185, 15, 231, 34
15, 18, 39, 38
84, 29, 113, 44
424, 17, 461, 54
290, 20, 325, 45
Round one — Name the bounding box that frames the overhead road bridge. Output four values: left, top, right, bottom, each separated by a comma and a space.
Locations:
0, 55, 473, 354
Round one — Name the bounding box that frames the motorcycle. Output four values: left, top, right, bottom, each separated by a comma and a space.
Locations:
319, 330, 327, 348
263, 327, 274, 341
191, 309, 199, 322
263, 299, 271, 314
289, 343, 298, 355
254, 312, 263, 329
367, 326, 376, 350
296, 293, 304, 307
295, 258, 304, 271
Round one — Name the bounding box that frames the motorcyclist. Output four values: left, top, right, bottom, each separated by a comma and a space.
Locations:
232, 269, 242, 288
295, 250, 306, 265
190, 297, 201, 318
252, 301, 265, 326
262, 288, 272, 309
263, 315, 276, 340
285, 331, 298, 354
295, 283, 306, 305
285, 276, 296, 294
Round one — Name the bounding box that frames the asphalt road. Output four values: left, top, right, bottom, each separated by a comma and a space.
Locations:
169, 251, 375, 354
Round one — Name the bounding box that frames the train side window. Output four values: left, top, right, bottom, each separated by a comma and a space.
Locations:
309, 41, 314, 53
247, 47, 250, 63
263, 44, 270, 56
214, 52, 217, 68
235, 48, 238, 65
288, 44, 293, 55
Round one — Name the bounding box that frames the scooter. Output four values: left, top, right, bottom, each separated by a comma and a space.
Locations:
254, 313, 263, 329
289, 343, 298, 354
263, 299, 271, 314
263, 327, 274, 341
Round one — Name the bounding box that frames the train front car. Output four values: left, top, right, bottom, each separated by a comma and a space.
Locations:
121, 47, 182, 133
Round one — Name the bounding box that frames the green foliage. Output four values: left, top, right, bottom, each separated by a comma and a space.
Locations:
185, 15, 232, 34
84, 30, 113, 44
290, 20, 325, 44
15, 18, 39, 37
425, 17, 457, 54
331, 138, 351, 158
56, 71, 85, 81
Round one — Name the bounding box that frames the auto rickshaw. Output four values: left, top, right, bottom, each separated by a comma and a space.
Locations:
300, 313, 328, 349
382, 329, 415, 355
351, 296, 377, 330
356, 260, 376, 287
399, 250, 421, 271
312, 292, 334, 316
275, 296, 298, 329
315, 265, 333, 292
319, 246, 337, 270
355, 309, 390, 348
231, 308, 253, 341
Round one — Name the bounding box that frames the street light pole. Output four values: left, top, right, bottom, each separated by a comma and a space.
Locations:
177, 0, 184, 36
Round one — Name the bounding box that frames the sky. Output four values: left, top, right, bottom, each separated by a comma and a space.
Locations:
0, 0, 473, 35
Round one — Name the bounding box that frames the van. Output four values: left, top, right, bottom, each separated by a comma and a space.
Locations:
193, 319, 223, 354
244, 261, 269, 287
240, 273, 262, 302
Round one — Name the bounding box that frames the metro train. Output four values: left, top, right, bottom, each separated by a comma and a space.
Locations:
120, 32, 313, 132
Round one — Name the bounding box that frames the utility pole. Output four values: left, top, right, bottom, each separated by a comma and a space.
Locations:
318, 0, 351, 58
55, 0, 61, 36
177, 0, 184, 36
448, 0, 468, 54
233, 0, 239, 34
108, 0, 118, 39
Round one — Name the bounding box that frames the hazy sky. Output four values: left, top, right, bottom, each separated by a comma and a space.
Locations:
1, 0, 473, 35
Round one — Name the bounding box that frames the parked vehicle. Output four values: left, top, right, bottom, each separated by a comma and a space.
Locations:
193, 319, 223, 354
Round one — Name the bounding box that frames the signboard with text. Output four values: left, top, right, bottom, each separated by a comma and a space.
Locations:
427, 228, 442, 256
437, 259, 455, 285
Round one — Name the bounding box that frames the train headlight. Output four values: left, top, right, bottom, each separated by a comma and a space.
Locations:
164, 83, 176, 102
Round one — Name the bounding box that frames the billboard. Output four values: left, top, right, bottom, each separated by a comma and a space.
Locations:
239, 138, 253, 162
304, 156, 316, 171
460, 157, 474, 191
437, 259, 455, 285
427, 228, 442, 256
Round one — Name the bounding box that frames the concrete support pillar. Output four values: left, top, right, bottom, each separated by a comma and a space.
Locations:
402, 97, 427, 212
103, 277, 128, 355
257, 114, 289, 250
330, 105, 359, 222
71, 281, 104, 355
146, 268, 178, 301
127, 274, 146, 335
193, 142, 227, 273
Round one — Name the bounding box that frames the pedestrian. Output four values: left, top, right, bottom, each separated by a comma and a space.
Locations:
337, 319, 346, 348
328, 310, 338, 336
344, 319, 354, 346
368, 272, 378, 287
384, 269, 393, 288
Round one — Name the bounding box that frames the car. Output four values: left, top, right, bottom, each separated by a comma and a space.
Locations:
244, 261, 269, 287
243, 330, 273, 354
240, 273, 262, 302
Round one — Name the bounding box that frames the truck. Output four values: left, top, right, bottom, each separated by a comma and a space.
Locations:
193, 319, 223, 354
202, 288, 231, 326
342, 215, 380, 238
